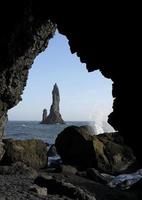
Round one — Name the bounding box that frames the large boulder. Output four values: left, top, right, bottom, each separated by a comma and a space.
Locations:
55, 126, 135, 174
92, 135, 135, 174
1, 139, 48, 169
55, 126, 96, 169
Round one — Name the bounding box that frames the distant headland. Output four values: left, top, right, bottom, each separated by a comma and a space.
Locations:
41, 83, 65, 124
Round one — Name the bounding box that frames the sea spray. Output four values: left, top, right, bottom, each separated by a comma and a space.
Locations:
89, 121, 104, 135
89, 110, 115, 134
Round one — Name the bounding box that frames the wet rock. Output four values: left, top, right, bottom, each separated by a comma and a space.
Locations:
92, 134, 135, 174
48, 144, 58, 157
60, 165, 78, 175
2, 139, 48, 169
97, 132, 124, 144
29, 184, 47, 196
129, 178, 142, 199
55, 126, 135, 174
108, 168, 142, 190
55, 125, 96, 169
34, 175, 96, 200
86, 168, 108, 184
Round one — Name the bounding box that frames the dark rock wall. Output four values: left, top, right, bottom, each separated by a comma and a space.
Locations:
0, 2, 56, 158
0, 3, 140, 164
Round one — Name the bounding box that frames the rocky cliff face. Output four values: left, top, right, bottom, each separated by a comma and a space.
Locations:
0, 3, 56, 159
41, 83, 64, 124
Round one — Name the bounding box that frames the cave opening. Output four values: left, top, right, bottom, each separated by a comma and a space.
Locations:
5, 30, 114, 142
0, 8, 141, 198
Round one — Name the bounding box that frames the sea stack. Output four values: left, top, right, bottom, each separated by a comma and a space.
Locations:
41, 83, 65, 124
42, 109, 47, 122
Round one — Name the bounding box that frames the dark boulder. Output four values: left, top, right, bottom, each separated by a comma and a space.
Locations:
92, 133, 135, 174
1, 139, 48, 169
55, 126, 96, 169
55, 126, 135, 174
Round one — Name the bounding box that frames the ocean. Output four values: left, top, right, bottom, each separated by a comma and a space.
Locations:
4, 121, 141, 186
4, 121, 92, 145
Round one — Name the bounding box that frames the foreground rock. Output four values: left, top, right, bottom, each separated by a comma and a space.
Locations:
41, 83, 64, 124
86, 168, 108, 184
0, 141, 5, 160
0, 162, 38, 178
34, 172, 141, 200
29, 184, 47, 196
0, 114, 7, 160
0, 165, 142, 200
0, 160, 141, 200
1, 139, 48, 169
34, 175, 96, 200
55, 126, 135, 174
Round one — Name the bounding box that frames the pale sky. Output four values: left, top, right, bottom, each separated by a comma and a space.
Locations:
8, 31, 113, 122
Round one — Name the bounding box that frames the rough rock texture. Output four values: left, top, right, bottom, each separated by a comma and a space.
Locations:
0, 141, 5, 160
0, 2, 140, 167
29, 184, 48, 197
1, 139, 48, 169
0, 2, 56, 160
0, 175, 46, 200
42, 109, 48, 122
47, 144, 58, 157
0, 171, 141, 200
93, 133, 136, 174
35, 175, 96, 200
35, 173, 141, 200
41, 83, 64, 124
0, 113, 7, 159
55, 126, 135, 174
86, 168, 108, 184
0, 162, 38, 178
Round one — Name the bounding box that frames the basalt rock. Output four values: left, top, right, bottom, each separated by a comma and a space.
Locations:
0, 2, 140, 168
55, 126, 96, 169
0, 113, 7, 160
34, 175, 96, 200
1, 139, 48, 169
42, 108, 47, 122
55, 126, 135, 174
0, 162, 38, 178
41, 83, 64, 124
0, 10, 56, 162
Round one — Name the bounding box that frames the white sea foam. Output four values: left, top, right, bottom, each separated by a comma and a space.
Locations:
89, 110, 115, 135
92, 123, 104, 135
108, 169, 142, 189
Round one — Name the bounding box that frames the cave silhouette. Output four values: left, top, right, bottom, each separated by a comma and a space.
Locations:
0, 2, 141, 169
7, 31, 114, 131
